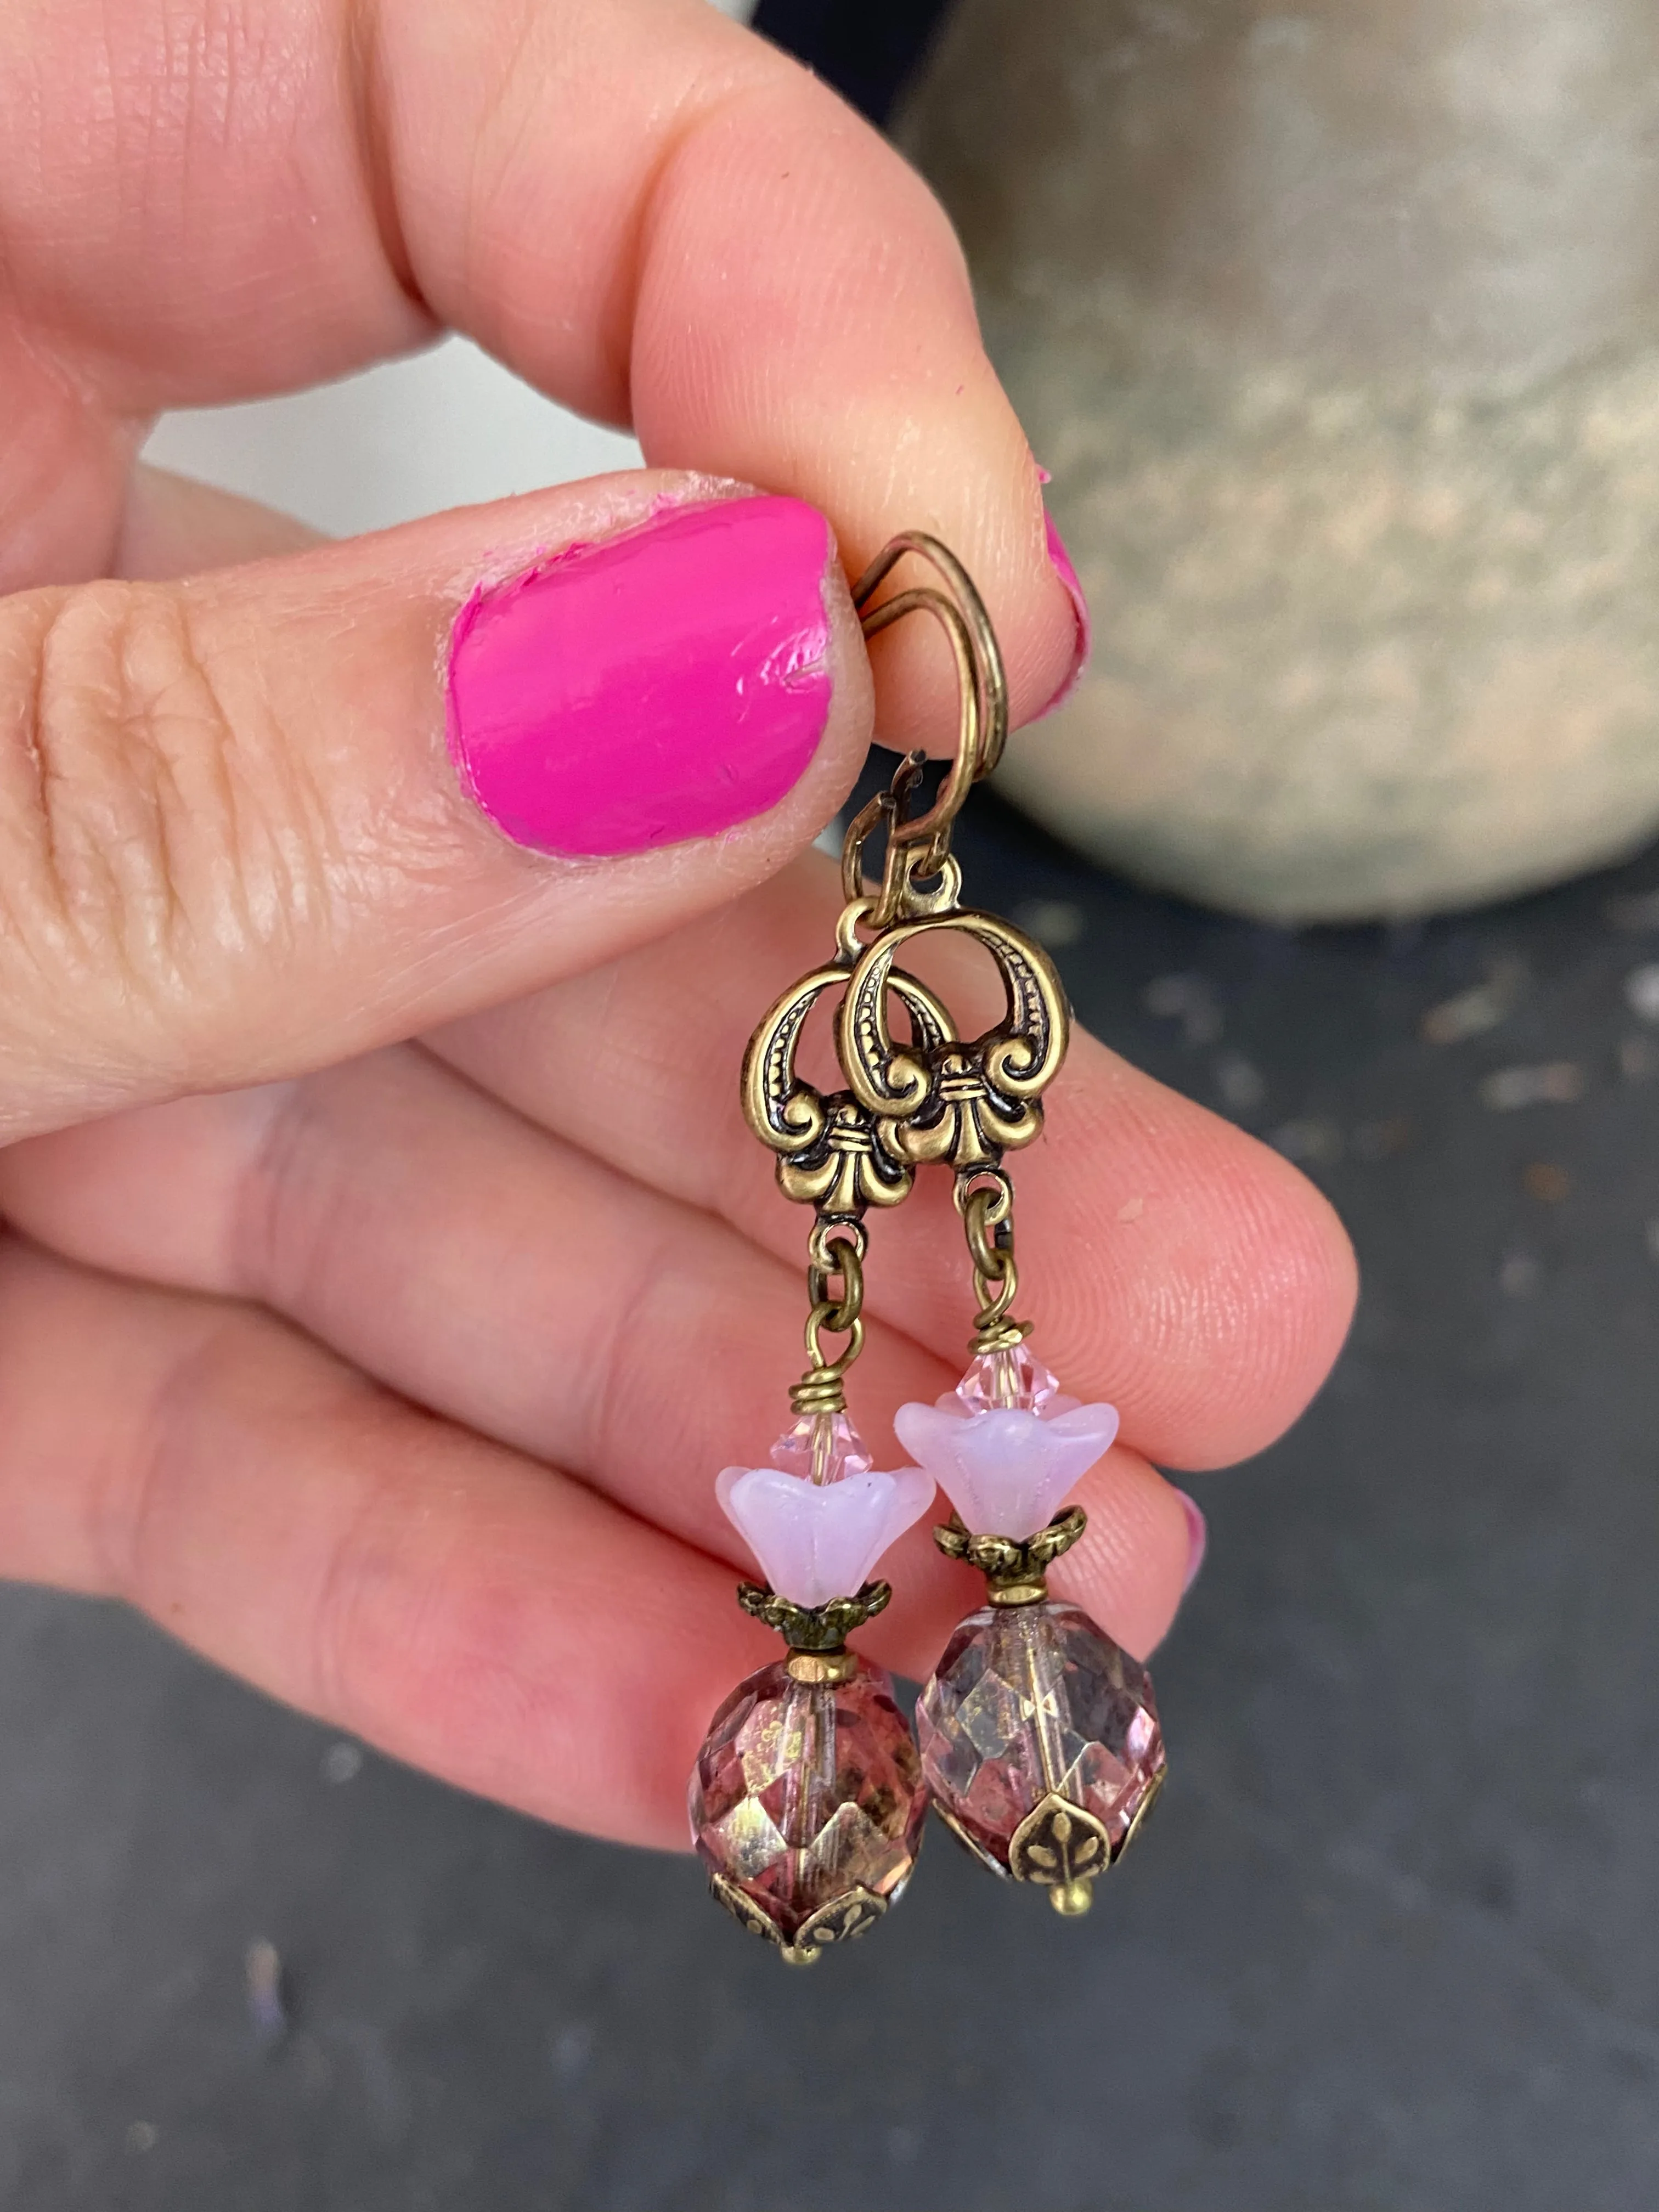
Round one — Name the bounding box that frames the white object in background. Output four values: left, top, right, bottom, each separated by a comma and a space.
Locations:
143, 336, 644, 540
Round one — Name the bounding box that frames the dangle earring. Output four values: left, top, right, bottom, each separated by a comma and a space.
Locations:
689, 532, 1165, 1960
877, 752, 1167, 1917
898, 1229, 1167, 1917
685, 1187, 933, 1966
685, 539, 960, 1967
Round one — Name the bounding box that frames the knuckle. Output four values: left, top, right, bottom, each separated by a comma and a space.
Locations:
0, 580, 324, 1045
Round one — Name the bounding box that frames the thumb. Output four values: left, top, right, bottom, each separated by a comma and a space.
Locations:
0, 477, 871, 1141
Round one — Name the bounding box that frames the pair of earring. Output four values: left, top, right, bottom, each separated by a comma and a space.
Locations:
687, 536, 1167, 1964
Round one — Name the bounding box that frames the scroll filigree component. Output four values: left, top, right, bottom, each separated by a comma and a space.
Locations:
837, 910, 1071, 1177
741, 963, 955, 1216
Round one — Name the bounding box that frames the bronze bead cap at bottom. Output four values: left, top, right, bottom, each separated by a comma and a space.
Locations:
932, 1758, 1167, 1918
1008, 1792, 1111, 1915
708, 1871, 889, 1967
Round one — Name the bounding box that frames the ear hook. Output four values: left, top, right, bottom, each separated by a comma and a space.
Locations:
842, 534, 1010, 923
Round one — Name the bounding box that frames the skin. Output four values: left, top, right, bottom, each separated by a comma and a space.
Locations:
0, 0, 1356, 1853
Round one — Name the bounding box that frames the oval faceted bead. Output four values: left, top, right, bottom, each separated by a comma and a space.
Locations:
689, 1655, 926, 1961
917, 1601, 1164, 1884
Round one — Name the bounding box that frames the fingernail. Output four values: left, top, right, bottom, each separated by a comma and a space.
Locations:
447, 496, 835, 856
1040, 505, 1092, 715
1176, 1488, 1207, 1593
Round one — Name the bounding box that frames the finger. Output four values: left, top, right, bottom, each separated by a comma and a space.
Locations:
5, 0, 1079, 730
427, 853, 1360, 1470
0, 1045, 1199, 1657
0, 478, 871, 1140
113, 463, 324, 579
0, 1232, 764, 1849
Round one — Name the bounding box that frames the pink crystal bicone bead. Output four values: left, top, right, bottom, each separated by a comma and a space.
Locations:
893, 1343, 1118, 1540
716, 1412, 934, 1608
917, 1601, 1164, 1872
955, 1339, 1065, 1415
690, 1654, 927, 1949
766, 1408, 872, 1482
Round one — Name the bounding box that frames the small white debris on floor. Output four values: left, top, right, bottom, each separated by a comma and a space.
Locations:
1013, 898, 1086, 948
551, 2023, 593, 2083
1272, 1118, 1345, 1166
1421, 960, 1527, 1044
1499, 1251, 1542, 1298
1143, 972, 1223, 1046
1116, 1195, 1145, 1222
1216, 1053, 1267, 1113
1479, 1063, 1585, 1110
246, 1939, 288, 2047
322, 1739, 364, 1785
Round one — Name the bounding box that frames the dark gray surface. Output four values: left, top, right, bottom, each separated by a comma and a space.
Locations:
4, 800, 1659, 2211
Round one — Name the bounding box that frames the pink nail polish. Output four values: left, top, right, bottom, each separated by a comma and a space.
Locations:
1176, 1488, 1207, 1593
447, 496, 835, 856
1040, 506, 1092, 715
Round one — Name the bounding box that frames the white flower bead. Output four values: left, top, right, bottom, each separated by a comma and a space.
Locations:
715, 1463, 936, 1610
893, 1390, 1119, 1541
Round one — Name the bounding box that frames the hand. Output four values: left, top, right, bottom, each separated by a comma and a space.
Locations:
0, 0, 1356, 1849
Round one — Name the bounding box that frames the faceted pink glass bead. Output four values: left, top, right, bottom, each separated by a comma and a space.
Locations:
955, 1340, 1064, 1415
768, 1409, 873, 1485
689, 1655, 926, 1943
916, 1601, 1164, 1871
